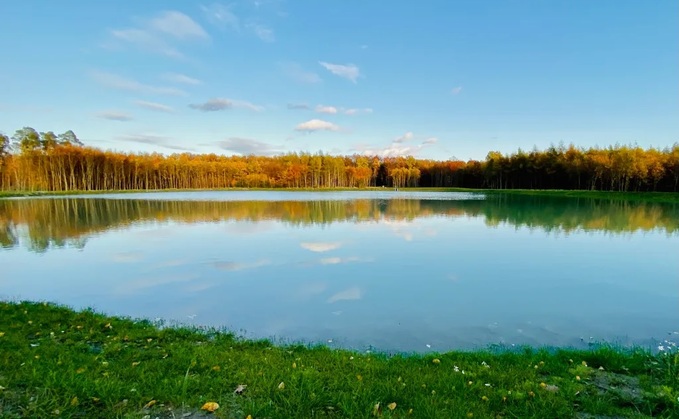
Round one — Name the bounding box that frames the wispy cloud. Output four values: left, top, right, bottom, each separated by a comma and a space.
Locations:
162, 72, 202, 85
134, 100, 174, 113
344, 108, 373, 115
120, 133, 194, 151
96, 110, 133, 121
189, 97, 263, 112
112, 251, 144, 263
202, 4, 276, 42
319, 61, 360, 83
280, 62, 322, 84
295, 119, 340, 133
327, 287, 362, 303
300, 242, 342, 252
451, 86, 463, 95
149, 11, 209, 39
91, 71, 186, 96
201, 3, 240, 30
423, 137, 438, 145
212, 259, 270, 271
217, 137, 283, 156
110, 11, 208, 58
247, 23, 275, 42
313, 105, 372, 115
393, 132, 414, 144
315, 105, 338, 114
287, 103, 310, 110
319, 256, 362, 265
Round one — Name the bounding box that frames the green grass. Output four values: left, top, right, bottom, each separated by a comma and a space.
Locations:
1, 302, 677, 418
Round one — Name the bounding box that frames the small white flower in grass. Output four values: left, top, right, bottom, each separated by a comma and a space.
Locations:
454, 366, 459, 372
659, 345, 665, 351
484, 383, 491, 387
481, 361, 490, 368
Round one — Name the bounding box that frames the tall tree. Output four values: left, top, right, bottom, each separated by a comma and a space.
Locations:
12, 127, 41, 153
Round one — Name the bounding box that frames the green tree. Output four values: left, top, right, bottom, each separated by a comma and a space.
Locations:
12, 127, 41, 153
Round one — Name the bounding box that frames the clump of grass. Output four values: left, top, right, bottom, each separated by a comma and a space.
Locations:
0, 301, 677, 418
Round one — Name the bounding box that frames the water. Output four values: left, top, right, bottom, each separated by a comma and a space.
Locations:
1, 191, 678, 352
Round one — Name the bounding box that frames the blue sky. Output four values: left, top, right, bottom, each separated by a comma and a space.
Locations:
0, 1, 677, 161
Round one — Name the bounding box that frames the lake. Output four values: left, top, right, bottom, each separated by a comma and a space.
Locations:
1, 191, 678, 352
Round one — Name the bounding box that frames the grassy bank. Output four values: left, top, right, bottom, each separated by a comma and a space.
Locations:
1, 302, 677, 418
2, 187, 679, 204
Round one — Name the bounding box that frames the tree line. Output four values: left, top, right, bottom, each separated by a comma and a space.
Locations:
1, 126, 678, 192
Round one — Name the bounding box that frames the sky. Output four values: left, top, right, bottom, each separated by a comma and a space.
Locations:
0, 0, 677, 161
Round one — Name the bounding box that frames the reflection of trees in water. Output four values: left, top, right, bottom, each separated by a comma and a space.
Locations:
0, 196, 677, 252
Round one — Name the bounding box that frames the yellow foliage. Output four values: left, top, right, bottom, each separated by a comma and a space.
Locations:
201, 402, 220, 412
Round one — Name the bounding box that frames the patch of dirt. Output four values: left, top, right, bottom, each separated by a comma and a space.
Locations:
588, 370, 644, 405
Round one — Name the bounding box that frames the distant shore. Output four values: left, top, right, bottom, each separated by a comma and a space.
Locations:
2, 187, 679, 204
1, 301, 676, 418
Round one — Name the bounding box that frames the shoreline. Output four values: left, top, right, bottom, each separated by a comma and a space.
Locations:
2, 187, 679, 204
1, 301, 676, 417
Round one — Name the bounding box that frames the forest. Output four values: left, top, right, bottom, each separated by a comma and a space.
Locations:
1, 126, 679, 192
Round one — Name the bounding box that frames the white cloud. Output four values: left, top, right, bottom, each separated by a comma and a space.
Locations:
319, 61, 360, 83
110, 11, 208, 58
344, 108, 373, 115
362, 145, 423, 158
134, 100, 174, 113
451, 86, 463, 95
315, 105, 338, 114
91, 71, 186, 96
111, 28, 183, 58
300, 242, 342, 252
327, 287, 362, 303
217, 137, 283, 156
357, 133, 438, 157
320, 256, 360, 265
201, 3, 240, 30
212, 259, 270, 271
393, 132, 414, 143
149, 11, 209, 39
247, 23, 275, 42
287, 103, 310, 110
202, 4, 275, 42
162, 72, 201, 85
295, 119, 340, 133
96, 110, 133, 121
189, 98, 263, 112
280, 62, 322, 84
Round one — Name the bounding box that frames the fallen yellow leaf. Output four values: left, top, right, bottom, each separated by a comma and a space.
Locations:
201, 402, 220, 412
212, 365, 221, 371
278, 381, 285, 390
387, 402, 397, 410
246, 415, 253, 419
143, 399, 156, 409
132, 361, 141, 367
0, 332, 5, 337
432, 358, 441, 364
71, 396, 79, 406
372, 402, 381, 416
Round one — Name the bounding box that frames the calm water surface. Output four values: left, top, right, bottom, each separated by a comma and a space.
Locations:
1, 191, 677, 352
